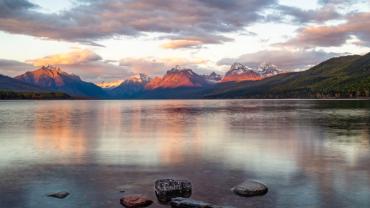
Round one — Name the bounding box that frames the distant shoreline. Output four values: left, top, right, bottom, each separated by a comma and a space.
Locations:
1, 96, 369, 101
1, 89, 370, 100
0, 91, 71, 100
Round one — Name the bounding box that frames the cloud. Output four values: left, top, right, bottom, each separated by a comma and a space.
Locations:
27, 49, 102, 66
0, 49, 132, 82
161, 35, 233, 49
276, 4, 342, 23
280, 12, 370, 48
0, 59, 34, 77
217, 50, 343, 71
0, 0, 36, 17
318, 0, 366, 5
119, 57, 209, 76
161, 40, 204, 49
1, 0, 366, 50
0, 0, 275, 46
62, 61, 133, 83
2, 0, 362, 49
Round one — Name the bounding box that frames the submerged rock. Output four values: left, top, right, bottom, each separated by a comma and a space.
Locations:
120, 195, 153, 208
47, 191, 70, 199
116, 184, 134, 193
170, 198, 235, 208
231, 180, 268, 197
116, 186, 126, 193
170, 197, 212, 208
155, 179, 192, 203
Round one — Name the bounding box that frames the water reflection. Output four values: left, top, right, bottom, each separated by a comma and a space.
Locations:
0, 100, 369, 208
33, 104, 88, 164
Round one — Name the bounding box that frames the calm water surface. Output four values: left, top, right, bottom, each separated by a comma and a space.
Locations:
0, 100, 369, 208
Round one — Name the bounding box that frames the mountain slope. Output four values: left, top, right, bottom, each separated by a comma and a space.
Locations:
206, 54, 369, 98
222, 63, 262, 82
0, 74, 71, 99
109, 73, 151, 98
145, 66, 210, 90
258, 63, 281, 77
202, 72, 222, 82
0, 74, 48, 92
15, 65, 108, 98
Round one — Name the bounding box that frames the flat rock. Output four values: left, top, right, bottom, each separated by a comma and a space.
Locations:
155, 179, 192, 203
47, 191, 70, 199
231, 180, 268, 197
170, 198, 235, 208
120, 195, 153, 208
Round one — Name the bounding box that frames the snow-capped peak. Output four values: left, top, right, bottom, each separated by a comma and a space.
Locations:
96, 80, 124, 89
126, 73, 151, 83
202, 72, 222, 82
41, 65, 62, 72
226, 63, 254, 76
167, 66, 197, 76
258, 63, 281, 77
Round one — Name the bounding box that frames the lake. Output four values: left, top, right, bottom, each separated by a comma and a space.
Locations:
0, 100, 369, 208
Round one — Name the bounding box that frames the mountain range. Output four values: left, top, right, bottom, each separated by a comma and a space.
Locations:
1, 53, 369, 99
206, 53, 370, 98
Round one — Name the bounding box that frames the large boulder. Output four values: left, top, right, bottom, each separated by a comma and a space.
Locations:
231, 180, 268, 197
154, 179, 192, 203
120, 195, 153, 208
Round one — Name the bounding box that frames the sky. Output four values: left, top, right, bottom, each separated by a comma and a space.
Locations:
0, 0, 370, 83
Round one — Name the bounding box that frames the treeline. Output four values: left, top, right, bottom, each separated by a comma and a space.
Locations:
208, 88, 370, 99
243, 89, 370, 99
0, 91, 71, 99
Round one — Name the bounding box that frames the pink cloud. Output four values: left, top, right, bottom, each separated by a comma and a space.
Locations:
26, 49, 101, 66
